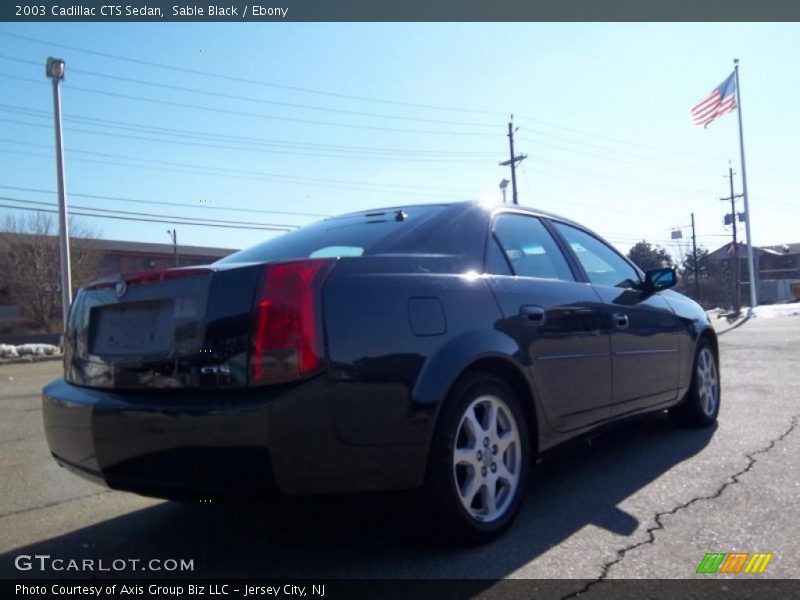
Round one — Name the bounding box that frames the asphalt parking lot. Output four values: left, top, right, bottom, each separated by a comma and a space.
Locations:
0, 317, 797, 591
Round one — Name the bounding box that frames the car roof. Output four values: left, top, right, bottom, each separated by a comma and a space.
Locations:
330, 200, 584, 228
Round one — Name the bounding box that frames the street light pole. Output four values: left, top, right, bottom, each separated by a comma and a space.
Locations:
499, 178, 509, 204
46, 57, 72, 331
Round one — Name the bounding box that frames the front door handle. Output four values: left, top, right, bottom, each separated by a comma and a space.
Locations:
520, 305, 546, 325
613, 312, 629, 329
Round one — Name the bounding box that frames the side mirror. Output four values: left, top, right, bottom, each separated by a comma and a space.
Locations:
642, 267, 677, 292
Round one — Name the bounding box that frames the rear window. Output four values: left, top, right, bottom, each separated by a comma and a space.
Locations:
217, 205, 448, 264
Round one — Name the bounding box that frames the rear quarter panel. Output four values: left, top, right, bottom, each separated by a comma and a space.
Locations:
322, 256, 512, 447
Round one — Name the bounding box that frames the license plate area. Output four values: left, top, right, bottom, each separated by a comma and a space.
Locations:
89, 300, 174, 358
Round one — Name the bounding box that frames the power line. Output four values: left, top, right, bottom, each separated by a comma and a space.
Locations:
8, 141, 786, 226
11, 111, 793, 199
0, 53, 500, 129
0, 74, 792, 188
516, 115, 799, 177
516, 133, 796, 183
0, 196, 299, 230
3, 33, 796, 180
0, 29, 507, 116
0, 104, 498, 157
0, 147, 472, 200
0, 139, 711, 206
1, 72, 499, 137
515, 192, 674, 219
515, 116, 715, 162
0, 117, 491, 164
0, 184, 331, 218
3, 186, 746, 244
516, 134, 715, 177
519, 161, 707, 200
0, 138, 479, 193
512, 137, 714, 199
0, 202, 293, 231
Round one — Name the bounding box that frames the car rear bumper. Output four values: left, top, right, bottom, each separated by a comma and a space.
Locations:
42, 378, 428, 499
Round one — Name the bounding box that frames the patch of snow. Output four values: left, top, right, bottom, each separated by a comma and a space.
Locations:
706, 303, 800, 320
0, 343, 61, 359
0, 344, 19, 359
16, 343, 61, 356
752, 303, 800, 319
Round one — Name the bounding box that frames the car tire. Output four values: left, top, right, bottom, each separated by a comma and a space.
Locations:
423, 372, 531, 544
669, 338, 720, 428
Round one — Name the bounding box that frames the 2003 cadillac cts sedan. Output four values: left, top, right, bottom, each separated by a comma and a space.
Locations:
43, 201, 720, 543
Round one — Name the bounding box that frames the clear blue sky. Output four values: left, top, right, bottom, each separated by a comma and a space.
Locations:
0, 22, 797, 261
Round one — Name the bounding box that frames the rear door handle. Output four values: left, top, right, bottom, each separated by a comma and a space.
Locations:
520, 305, 546, 325
613, 312, 629, 329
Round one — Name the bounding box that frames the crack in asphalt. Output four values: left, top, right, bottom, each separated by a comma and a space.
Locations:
561, 413, 800, 599
0, 436, 39, 445
0, 490, 114, 520
0, 393, 42, 401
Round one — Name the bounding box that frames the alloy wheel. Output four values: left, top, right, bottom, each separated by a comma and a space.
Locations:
452, 395, 521, 523
697, 347, 719, 417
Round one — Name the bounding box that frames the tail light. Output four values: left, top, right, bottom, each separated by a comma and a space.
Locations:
249, 258, 335, 385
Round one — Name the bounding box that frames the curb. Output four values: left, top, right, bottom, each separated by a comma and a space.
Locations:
0, 355, 63, 366
715, 315, 752, 336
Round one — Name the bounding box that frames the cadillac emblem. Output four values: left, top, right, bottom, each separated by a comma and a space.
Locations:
114, 279, 127, 298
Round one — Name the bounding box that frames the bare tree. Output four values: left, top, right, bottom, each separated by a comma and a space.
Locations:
0, 212, 101, 331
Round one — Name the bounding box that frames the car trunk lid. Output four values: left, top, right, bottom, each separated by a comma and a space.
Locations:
65, 266, 259, 390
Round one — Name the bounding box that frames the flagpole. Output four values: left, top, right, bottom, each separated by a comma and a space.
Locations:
733, 58, 758, 315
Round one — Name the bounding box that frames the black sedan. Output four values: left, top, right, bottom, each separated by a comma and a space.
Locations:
43, 201, 720, 543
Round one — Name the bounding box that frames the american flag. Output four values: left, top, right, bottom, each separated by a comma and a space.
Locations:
691, 72, 737, 127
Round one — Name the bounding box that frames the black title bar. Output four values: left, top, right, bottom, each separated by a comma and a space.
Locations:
3, 0, 800, 22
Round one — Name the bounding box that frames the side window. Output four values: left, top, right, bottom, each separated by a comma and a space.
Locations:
491, 214, 575, 281
486, 235, 513, 275
553, 223, 640, 288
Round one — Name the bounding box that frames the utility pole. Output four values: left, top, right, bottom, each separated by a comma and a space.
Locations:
721, 166, 743, 313
691, 213, 701, 301
499, 116, 526, 205
167, 229, 178, 267
46, 57, 71, 332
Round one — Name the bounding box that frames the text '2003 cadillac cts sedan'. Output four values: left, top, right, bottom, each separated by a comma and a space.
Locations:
43, 201, 720, 543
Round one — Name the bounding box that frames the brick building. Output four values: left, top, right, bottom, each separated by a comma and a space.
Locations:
94, 239, 237, 276
0, 235, 237, 333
